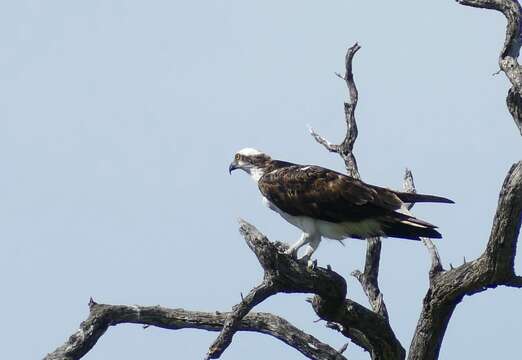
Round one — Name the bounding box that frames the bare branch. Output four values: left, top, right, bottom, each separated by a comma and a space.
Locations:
351, 238, 389, 320
344, 43, 361, 107
44, 300, 346, 360
403, 168, 444, 278
483, 161, 522, 274
409, 161, 522, 360
405, 4, 522, 356
334, 45, 389, 319
310, 43, 390, 324
457, 0, 522, 134
206, 283, 277, 359
341, 44, 388, 318
507, 86, 522, 134
205, 220, 348, 358
49, 222, 401, 360
309, 43, 361, 178
308, 126, 341, 153
402, 168, 416, 210
215, 220, 404, 359
421, 239, 444, 279
457, 0, 522, 59
237, 220, 346, 302
314, 298, 405, 359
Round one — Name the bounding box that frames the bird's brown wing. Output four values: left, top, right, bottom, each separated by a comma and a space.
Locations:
258, 165, 404, 223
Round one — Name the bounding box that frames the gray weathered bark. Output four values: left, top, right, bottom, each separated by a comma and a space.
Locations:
457, 0, 522, 134
44, 298, 346, 360
408, 162, 522, 360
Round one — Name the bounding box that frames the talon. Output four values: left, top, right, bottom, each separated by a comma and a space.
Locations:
307, 259, 317, 270
284, 248, 298, 259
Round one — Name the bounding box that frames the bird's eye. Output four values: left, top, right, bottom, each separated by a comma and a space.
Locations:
235, 154, 240, 160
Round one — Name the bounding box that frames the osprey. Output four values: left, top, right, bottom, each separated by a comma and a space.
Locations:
229, 148, 453, 262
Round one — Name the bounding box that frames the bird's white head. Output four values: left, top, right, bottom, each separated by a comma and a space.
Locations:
229, 148, 272, 182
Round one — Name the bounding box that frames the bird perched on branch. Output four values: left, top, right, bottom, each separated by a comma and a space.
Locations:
229, 148, 454, 263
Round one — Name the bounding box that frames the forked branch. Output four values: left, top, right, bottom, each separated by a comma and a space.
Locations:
311, 43, 389, 321
457, 0, 522, 134
205, 220, 348, 359
409, 161, 522, 360
219, 220, 404, 360
310, 42, 361, 178
44, 299, 346, 360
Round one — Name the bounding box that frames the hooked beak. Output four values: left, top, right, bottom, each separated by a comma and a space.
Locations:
229, 161, 239, 174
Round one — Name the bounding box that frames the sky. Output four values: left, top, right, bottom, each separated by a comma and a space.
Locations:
1, 1, 521, 359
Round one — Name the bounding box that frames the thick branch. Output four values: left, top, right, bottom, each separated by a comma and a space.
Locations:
315, 298, 405, 360
310, 42, 390, 326
457, 0, 522, 134
44, 300, 345, 360
211, 220, 404, 360
205, 220, 347, 359
409, 161, 522, 360
484, 162, 522, 273
238, 220, 347, 301
408, 4, 522, 357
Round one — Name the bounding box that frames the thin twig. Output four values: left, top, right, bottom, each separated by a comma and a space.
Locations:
403, 168, 444, 278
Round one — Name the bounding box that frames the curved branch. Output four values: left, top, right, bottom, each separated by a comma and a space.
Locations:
205, 220, 348, 359
339, 43, 361, 179
457, 0, 522, 134
315, 298, 405, 360
310, 42, 361, 178
44, 299, 346, 360
309, 126, 341, 153
206, 282, 277, 359
484, 161, 522, 273
409, 161, 522, 360
221, 220, 405, 360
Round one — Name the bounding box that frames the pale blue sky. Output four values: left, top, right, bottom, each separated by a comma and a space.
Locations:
1, 1, 520, 359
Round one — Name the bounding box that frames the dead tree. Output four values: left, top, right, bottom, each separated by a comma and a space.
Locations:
45, 2, 522, 360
